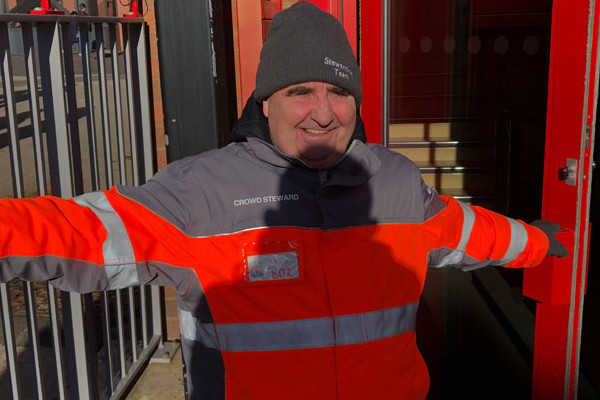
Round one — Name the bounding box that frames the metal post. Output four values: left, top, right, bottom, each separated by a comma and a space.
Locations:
95, 22, 114, 188
131, 22, 164, 346
22, 22, 47, 196
62, 21, 84, 195
110, 23, 127, 186
37, 21, 93, 400
0, 22, 24, 198
0, 284, 22, 399
70, 291, 93, 400
47, 285, 67, 400
123, 24, 140, 186
80, 23, 100, 191
23, 281, 46, 400
102, 291, 115, 393
128, 287, 138, 361
116, 289, 127, 378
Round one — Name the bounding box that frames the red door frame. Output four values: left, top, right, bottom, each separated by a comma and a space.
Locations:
359, 2, 385, 144
522, 0, 599, 398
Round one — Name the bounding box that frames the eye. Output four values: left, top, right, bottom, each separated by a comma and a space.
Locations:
330, 87, 351, 97
286, 86, 311, 96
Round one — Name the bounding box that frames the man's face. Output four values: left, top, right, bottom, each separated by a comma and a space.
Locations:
262, 81, 357, 169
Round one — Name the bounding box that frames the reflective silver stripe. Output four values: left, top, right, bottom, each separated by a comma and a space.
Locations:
74, 191, 139, 288
492, 217, 528, 265
433, 201, 476, 267
217, 316, 334, 352
179, 303, 418, 352
335, 302, 418, 345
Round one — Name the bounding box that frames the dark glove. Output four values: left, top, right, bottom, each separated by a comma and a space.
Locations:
530, 220, 569, 258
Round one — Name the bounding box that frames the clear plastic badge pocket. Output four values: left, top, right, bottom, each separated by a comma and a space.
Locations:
241, 240, 304, 286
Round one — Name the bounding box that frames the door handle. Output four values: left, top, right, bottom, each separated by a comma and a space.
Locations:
558, 158, 577, 185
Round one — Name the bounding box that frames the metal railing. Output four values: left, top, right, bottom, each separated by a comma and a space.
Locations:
0, 14, 163, 399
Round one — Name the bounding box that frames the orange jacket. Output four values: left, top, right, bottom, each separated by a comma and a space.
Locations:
0, 138, 548, 399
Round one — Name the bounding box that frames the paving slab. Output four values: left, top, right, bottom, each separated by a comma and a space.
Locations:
127, 346, 185, 400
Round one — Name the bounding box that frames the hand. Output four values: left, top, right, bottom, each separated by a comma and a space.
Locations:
530, 220, 569, 258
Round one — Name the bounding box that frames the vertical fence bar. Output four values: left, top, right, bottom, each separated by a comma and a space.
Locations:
80, 24, 100, 191
22, 23, 46, 196
47, 286, 66, 400
82, 294, 99, 398
123, 24, 140, 186
129, 22, 150, 347
1, 22, 24, 198
95, 22, 114, 188
37, 21, 72, 196
111, 23, 127, 186
140, 286, 148, 346
23, 282, 46, 400
116, 290, 127, 378
27, 26, 66, 397
133, 25, 154, 183
130, 22, 164, 346
102, 292, 115, 393
61, 21, 84, 195
25, 22, 66, 399
0, 284, 21, 400
128, 288, 138, 362
0, 24, 25, 398
37, 21, 93, 400
69, 292, 93, 400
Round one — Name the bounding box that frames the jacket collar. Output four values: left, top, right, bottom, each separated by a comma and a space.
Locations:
244, 137, 381, 187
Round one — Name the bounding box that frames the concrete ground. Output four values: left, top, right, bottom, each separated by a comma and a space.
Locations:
128, 347, 185, 400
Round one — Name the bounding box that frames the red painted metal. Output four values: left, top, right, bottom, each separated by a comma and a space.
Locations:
308, 0, 332, 13
124, 0, 140, 17
523, 0, 599, 397
262, 0, 281, 19
359, 1, 384, 144
234, 0, 263, 114
29, 0, 64, 15
531, 303, 570, 399
341, 0, 357, 57
305, 0, 356, 55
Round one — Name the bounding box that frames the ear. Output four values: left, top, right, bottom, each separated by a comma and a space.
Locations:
262, 100, 269, 118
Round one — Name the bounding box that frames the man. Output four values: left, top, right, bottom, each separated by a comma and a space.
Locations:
0, 3, 566, 399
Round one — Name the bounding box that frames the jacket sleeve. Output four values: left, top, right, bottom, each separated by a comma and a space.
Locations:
0, 185, 198, 293
424, 194, 549, 271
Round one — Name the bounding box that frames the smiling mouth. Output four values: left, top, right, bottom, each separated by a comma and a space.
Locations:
303, 128, 331, 135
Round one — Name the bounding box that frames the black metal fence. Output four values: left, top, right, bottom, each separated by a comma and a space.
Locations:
0, 14, 163, 399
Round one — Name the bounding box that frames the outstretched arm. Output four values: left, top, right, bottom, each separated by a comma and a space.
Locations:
0, 180, 198, 293
424, 194, 561, 271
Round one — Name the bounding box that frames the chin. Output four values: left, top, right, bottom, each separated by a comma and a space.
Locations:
300, 154, 341, 169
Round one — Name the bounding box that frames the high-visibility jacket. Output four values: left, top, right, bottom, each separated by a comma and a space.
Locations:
0, 136, 548, 399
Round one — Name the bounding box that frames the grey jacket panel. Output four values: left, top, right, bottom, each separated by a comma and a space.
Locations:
138, 260, 213, 322
0, 255, 130, 293
117, 138, 444, 237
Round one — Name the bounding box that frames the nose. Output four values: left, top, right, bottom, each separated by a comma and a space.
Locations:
311, 90, 334, 128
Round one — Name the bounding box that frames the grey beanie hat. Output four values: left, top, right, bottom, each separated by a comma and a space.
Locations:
254, 2, 362, 103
